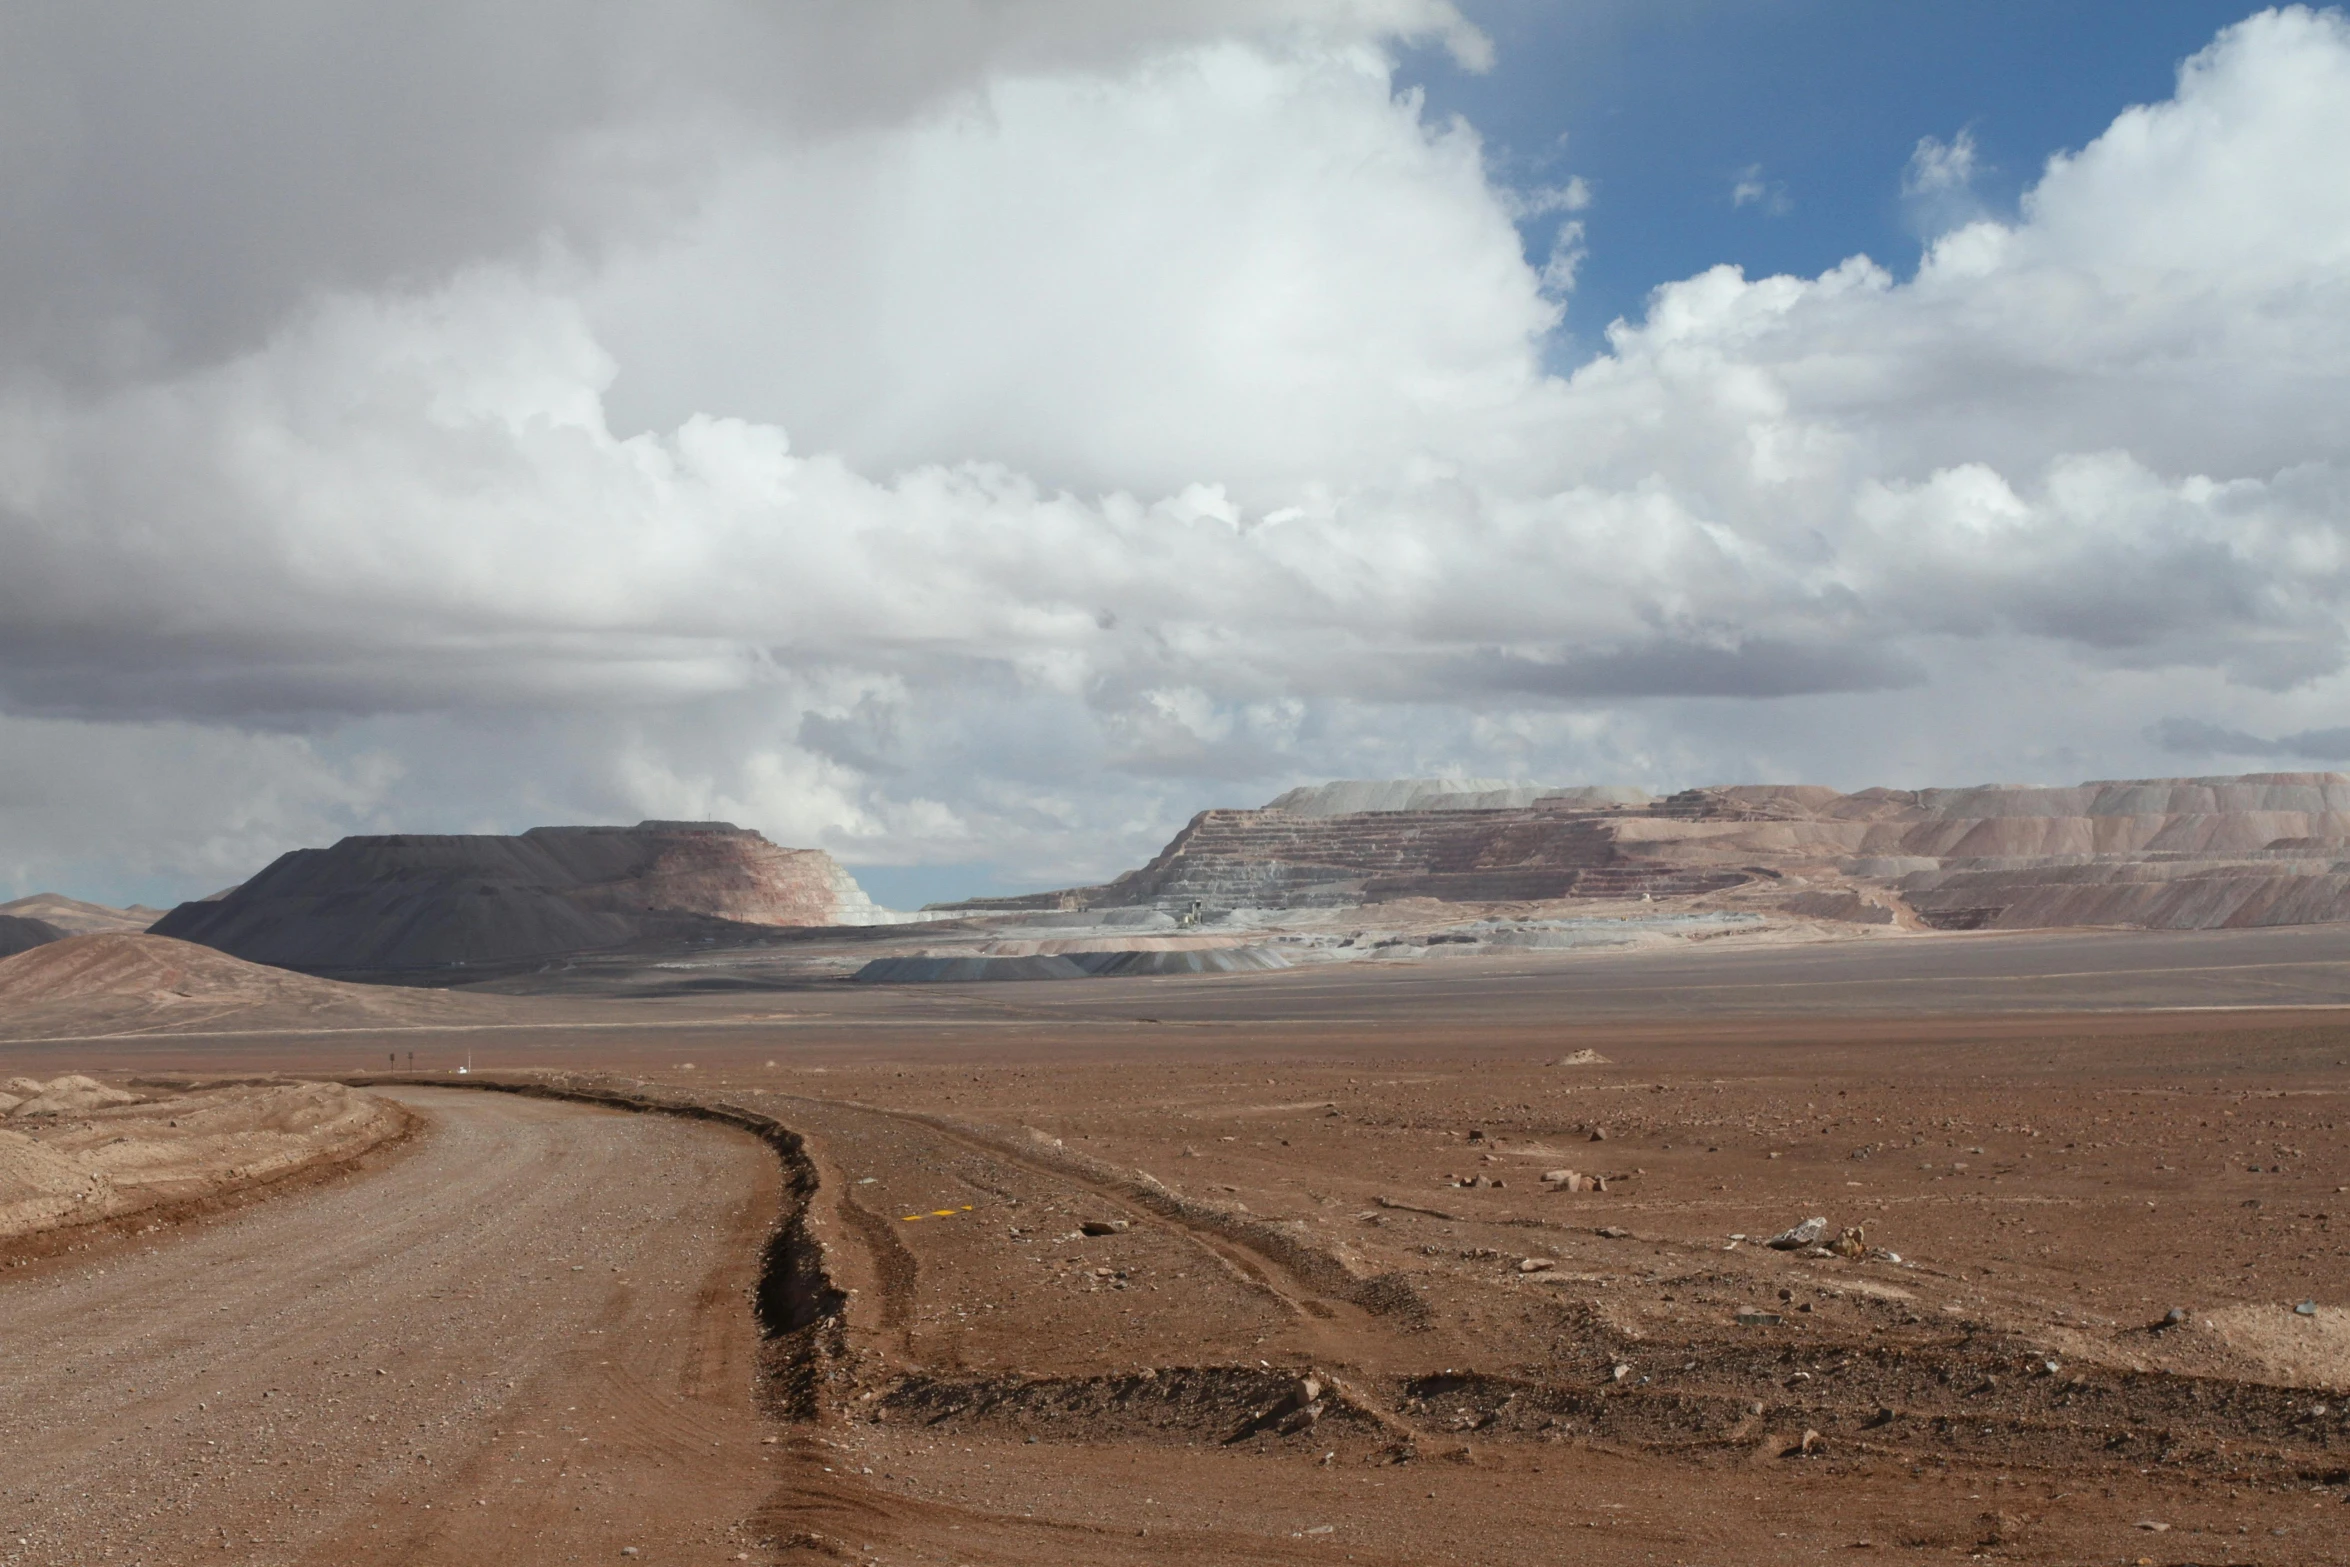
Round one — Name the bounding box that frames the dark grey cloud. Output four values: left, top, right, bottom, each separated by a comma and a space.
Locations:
1451, 640, 1926, 700
2149, 717, 2350, 762
0, 0, 1478, 384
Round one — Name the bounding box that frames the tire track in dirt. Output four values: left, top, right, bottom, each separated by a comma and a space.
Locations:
749, 1090, 1438, 1465
774, 1092, 1423, 1348
837, 1186, 920, 1339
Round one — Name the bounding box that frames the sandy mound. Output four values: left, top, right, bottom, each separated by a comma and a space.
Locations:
0, 1130, 91, 1234
0, 1078, 405, 1243
0, 934, 513, 1039
7, 1074, 141, 1116
2192, 1303, 2350, 1392
0, 893, 165, 935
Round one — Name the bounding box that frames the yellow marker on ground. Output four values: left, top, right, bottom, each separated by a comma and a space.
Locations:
901, 1205, 978, 1221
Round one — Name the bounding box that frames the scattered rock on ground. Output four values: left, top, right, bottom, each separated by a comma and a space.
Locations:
1767, 1217, 1828, 1250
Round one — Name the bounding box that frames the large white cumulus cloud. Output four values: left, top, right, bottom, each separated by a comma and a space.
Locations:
4, 4, 2350, 900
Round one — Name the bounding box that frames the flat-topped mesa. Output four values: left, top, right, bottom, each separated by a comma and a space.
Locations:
931, 771, 2350, 932
150, 821, 896, 974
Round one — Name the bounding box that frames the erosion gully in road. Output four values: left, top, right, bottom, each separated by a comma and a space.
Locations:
0, 1087, 781, 1566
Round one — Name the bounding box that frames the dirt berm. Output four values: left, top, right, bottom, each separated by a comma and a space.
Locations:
0, 1076, 411, 1256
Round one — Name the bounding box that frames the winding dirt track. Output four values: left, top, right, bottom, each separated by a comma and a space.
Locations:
0, 1087, 780, 1567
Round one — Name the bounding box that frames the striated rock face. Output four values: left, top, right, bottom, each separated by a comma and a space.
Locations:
1263, 779, 1655, 817
937, 772, 2350, 933
938, 797, 1747, 915
151, 822, 893, 973
1631, 775, 2350, 931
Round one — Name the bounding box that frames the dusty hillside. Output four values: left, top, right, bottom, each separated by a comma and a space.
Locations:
0, 1076, 407, 1246
0, 934, 520, 1039
0, 893, 164, 935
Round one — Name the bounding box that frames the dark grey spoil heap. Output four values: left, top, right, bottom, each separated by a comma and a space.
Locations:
0, 915, 66, 960
149, 823, 761, 976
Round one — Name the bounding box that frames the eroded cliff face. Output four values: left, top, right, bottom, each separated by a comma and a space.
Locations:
1631, 776, 2350, 931
935, 773, 2350, 933
559, 825, 887, 926
150, 822, 892, 973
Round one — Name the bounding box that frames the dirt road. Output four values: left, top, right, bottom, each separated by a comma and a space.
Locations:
0, 1087, 780, 1567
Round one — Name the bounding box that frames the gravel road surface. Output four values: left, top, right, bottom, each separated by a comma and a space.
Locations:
0, 1086, 780, 1566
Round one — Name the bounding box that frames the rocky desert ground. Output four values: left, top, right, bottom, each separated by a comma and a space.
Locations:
5, 774, 2350, 1563
3, 943, 2348, 1564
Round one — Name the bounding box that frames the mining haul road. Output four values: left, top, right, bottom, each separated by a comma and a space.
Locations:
0, 1086, 782, 1566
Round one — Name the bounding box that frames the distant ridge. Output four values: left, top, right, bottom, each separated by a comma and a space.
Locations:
931, 771, 2350, 933
0, 894, 165, 936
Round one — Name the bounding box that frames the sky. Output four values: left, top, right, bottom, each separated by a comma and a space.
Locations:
1406, 1, 2270, 349
2, 3, 2348, 912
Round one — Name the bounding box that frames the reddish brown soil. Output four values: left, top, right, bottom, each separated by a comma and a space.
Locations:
0, 1079, 413, 1264
0, 933, 536, 1039
0, 1088, 780, 1566
4, 944, 2349, 1562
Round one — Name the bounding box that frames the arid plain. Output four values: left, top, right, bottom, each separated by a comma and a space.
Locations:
6, 930, 2350, 1565
9, 777, 2350, 1563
